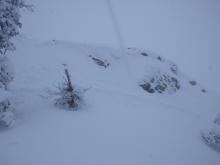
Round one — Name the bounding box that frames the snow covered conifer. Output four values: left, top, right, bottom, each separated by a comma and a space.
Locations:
0, 0, 27, 127
55, 67, 80, 110
0, 0, 25, 55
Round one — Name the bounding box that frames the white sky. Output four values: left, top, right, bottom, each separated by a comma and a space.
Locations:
21, 0, 220, 92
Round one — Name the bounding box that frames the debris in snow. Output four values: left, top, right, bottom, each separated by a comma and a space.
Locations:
89, 55, 110, 68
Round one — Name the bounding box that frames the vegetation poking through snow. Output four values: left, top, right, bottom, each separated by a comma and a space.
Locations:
55, 67, 80, 110
140, 72, 180, 94
214, 115, 220, 125
0, 57, 13, 89
140, 52, 148, 56
201, 129, 220, 153
189, 81, 197, 86
0, 99, 14, 127
89, 55, 110, 68
170, 64, 178, 75
0, 0, 26, 55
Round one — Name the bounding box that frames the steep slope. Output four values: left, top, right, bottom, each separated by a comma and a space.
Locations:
0, 37, 219, 165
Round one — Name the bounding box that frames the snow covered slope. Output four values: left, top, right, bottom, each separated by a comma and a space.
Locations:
0, 37, 219, 165
21, 0, 220, 93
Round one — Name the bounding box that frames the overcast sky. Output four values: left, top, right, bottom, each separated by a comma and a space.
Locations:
21, 0, 220, 93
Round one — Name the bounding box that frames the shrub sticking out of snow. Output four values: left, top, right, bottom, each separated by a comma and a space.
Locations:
55, 67, 80, 110
201, 129, 220, 153
140, 52, 148, 56
140, 71, 180, 94
0, 99, 14, 127
189, 80, 197, 86
214, 115, 220, 125
89, 55, 110, 68
170, 64, 178, 75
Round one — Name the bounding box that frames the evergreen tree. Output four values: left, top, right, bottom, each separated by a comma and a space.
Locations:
0, 0, 27, 127
55, 67, 80, 110
0, 0, 25, 55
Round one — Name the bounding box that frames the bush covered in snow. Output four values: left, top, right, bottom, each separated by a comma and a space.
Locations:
0, 98, 14, 127
55, 68, 80, 110
140, 71, 180, 94
0, 57, 13, 89
0, 0, 26, 55
201, 129, 220, 153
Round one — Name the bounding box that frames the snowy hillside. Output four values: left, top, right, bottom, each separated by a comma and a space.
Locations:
0, 36, 220, 165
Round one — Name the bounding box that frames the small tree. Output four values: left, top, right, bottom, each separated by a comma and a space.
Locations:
55, 66, 80, 110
